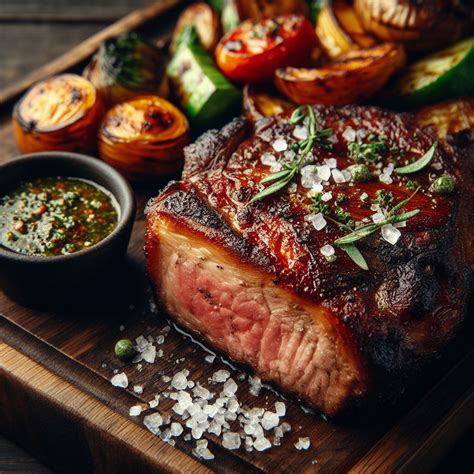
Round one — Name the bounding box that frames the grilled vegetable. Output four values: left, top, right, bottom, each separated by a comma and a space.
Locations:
243, 84, 294, 121
98, 96, 190, 182
275, 42, 405, 105
170, 3, 221, 55
215, 15, 317, 83
234, 0, 309, 21
354, 0, 468, 52
167, 30, 241, 131
416, 98, 474, 138
84, 33, 169, 106
391, 37, 474, 110
316, 0, 376, 59
13, 74, 103, 154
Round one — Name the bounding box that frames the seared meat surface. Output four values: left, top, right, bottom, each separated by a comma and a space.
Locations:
146, 106, 472, 415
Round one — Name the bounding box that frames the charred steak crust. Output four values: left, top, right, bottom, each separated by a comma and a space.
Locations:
146, 105, 472, 414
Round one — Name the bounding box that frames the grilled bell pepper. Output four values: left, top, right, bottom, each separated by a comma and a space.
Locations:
391, 37, 474, 110
167, 27, 241, 130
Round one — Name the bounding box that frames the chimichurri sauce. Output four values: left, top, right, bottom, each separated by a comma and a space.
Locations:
0, 177, 119, 256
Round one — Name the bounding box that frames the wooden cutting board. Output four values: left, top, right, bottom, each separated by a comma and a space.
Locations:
0, 3, 473, 472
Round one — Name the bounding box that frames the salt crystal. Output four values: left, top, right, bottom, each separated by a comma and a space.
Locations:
356, 128, 368, 140
342, 127, 356, 142
111, 372, 128, 388
261, 411, 280, 430
208, 421, 222, 436
171, 371, 188, 390
383, 163, 395, 176
275, 401, 286, 417
288, 182, 298, 194
316, 165, 331, 182
321, 191, 332, 202
253, 424, 264, 439
149, 399, 159, 409
162, 375, 171, 383
184, 433, 192, 441
193, 440, 215, 460
253, 436, 272, 451
331, 168, 346, 183
177, 391, 193, 410
135, 335, 149, 351
381, 224, 401, 245
222, 432, 241, 450
293, 125, 308, 140
379, 173, 393, 184
305, 213, 327, 231
342, 168, 352, 181
143, 413, 163, 434
328, 134, 338, 144
432, 162, 442, 170
280, 422, 291, 433
320, 244, 335, 258
261, 152, 278, 167
360, 192, 369, 201
300, 165, 320, 189
212, 369, 230, 383
371, 212, 385, 224
192, 426, 204, 439
223, 378, 238, 396
204, 354, 215, 363
294, 437, 311, 450
187, 380, 195, 389
394, 220, 407, 228
249, 376, 262, 397
172, 403, 186, 416
161, 325, 171, 333
142, 345, 156, 364
228, 398, 240, 413
133, 385, 144, 394
156, 335, 165, 344
129, 405, 143, 417
273, 138, 288, 152
324, 158, 337, 168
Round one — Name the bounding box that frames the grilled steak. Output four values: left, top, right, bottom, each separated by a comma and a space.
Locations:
145, 105, 472, 415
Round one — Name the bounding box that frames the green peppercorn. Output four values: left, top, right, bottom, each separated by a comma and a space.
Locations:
114, 339, 135, 361
351, 164, 372, 182
433, 175, 454, 194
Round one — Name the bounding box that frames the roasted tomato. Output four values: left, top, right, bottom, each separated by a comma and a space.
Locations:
170, 3, 222, 54
354, 0, 469, 52
98, 96, 190, 182
316, 0, 377, 59
13, 74, 103, 154
275, 42, 405, 105
215, 15, 317, 83
416, 98, 474, 139
243, 84, 294, 121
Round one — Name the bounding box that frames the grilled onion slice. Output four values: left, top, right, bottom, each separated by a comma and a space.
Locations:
416, 98, 474, 139
84, 33, 169, 107
13, 74, 103, 154
98, 96, 190, 182
354, 0, 468, 52
243, 84, 294, 121
275, 42, 405, 105
170, 3, 221, 54
316, 0, 376, 59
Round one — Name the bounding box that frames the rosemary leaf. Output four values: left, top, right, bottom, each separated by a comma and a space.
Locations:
334, 223, 381, 245
249, 173, 294, 203
340, 243, 368, 271
394, 142, 437, 174
260, 168, 293, 184
391, 209, 420, 223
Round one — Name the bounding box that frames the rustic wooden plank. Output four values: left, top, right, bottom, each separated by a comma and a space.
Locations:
0, 0, 182, 106
0, 435, 52, 473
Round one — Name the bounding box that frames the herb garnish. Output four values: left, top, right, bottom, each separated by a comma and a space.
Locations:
394, 142, 437, 174
334, 187, 420, 247
348, 134, 387, 163
250, 106, 333, 203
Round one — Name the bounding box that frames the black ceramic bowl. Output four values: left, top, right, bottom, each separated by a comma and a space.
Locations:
0, 152, 135, 307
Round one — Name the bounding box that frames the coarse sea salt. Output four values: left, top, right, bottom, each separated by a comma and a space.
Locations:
272, 138, 288, 152
379, 173, 393, 185
143, 413, 163, 434
212, 369, 230, 383
371, 212, 385, 224
293, 125, 308, 140
324, 158, 337, 168
320, 244, 335, 257
111, 372, 128, 388
275, 401, 286, 417
222, 432, 241, 450
294, 437, 311, 450
342, 127, 356, 142
317, 165, 331, 182
331, 168, 346, 183
129, 405, 143, 417
300, 165, 320, 189
321, 191, 332, 202
254, 436, 272, 451
305, 213, 327, 231
133, 385, 144, 394
204, 354, 216, 363
171, 371, 188, 390
381, 224, 401, 245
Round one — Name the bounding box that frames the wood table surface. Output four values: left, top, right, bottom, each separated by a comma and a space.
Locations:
0, 1, 473, 472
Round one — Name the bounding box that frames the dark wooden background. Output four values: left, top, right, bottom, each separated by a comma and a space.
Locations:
0, 0, 472, 471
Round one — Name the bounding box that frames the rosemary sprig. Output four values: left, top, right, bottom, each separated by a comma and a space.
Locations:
394, 142, 437, 174
249, 106, 333, 203
334, 187, 421, 246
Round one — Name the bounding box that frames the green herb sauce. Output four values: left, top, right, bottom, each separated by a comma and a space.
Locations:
0, 177, 119, 256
